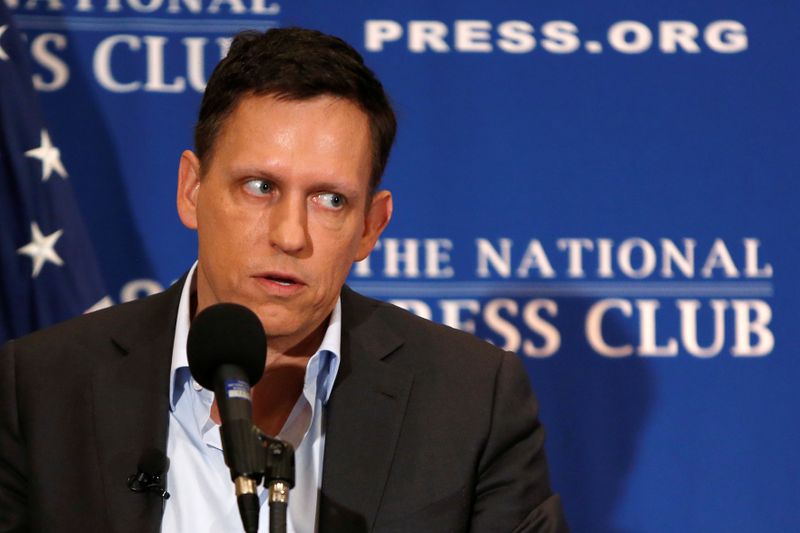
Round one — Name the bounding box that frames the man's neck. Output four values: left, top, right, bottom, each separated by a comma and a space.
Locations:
190, 267, 336, 436
248, 317, 329, 436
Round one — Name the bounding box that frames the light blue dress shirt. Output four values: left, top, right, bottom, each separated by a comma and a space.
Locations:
161, 263, 341, 532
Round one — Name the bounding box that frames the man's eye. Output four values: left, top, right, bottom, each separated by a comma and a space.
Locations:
244, 179, 273, 196
316, 192, 345, 210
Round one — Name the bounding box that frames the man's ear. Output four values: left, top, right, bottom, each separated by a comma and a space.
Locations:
356, 190, 393, 261
176, 150, 201, 230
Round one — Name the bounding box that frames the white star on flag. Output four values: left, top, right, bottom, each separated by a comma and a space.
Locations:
25, 129, 68, 181
0, 25, 8, 61
17, 222, 65, 278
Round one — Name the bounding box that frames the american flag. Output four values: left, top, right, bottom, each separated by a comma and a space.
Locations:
0, 4, 108, 343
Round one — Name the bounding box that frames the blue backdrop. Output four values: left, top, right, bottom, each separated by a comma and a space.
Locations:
4, 1, 799, 531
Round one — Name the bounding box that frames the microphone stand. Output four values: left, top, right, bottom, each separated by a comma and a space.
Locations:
256, 432, 295, 533
226, 425, 295, 533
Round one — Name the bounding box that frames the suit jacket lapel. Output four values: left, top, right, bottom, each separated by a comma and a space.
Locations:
92, 278, 185, 533
320, 286, 413, 532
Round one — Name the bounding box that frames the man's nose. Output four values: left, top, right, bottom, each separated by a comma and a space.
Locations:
268, 195, 309, 254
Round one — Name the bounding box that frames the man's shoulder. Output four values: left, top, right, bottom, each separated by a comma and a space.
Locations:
342, 285, 511, 373
4, 278, 184, 361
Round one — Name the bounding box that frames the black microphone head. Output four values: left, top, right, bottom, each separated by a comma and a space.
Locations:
138, 448, 169, 475
187, 303, 267, 390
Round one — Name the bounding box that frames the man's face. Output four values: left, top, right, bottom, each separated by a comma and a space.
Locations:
177, 94, 392, 353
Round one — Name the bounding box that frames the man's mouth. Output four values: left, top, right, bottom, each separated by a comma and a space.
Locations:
258, 272, 303, 288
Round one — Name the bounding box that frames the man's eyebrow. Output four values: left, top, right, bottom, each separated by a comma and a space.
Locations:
312, 181, 360, 199
229, 166, 281, 180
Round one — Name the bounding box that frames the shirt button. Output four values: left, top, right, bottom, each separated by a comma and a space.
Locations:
192, 379, 203, 391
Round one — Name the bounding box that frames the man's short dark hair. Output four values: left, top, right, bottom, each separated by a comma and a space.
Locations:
194, 27, 397, 192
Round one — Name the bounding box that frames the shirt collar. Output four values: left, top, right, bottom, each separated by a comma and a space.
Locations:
169, 261, 198, 411
169, 262, 342, 410
313, 297, 341, 405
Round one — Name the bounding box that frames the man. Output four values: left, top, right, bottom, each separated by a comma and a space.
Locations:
0, 28, 567, 532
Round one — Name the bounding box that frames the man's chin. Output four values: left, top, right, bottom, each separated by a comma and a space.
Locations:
253, 311, 304, 339
253, 308, 332, 354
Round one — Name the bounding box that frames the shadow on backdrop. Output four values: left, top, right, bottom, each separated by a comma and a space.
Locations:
476, 295, 653, 533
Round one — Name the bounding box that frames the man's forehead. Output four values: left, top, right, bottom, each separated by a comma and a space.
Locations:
204, 94, 374, 192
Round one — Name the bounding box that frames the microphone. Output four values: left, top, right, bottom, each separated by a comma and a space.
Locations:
127, 448, 170, 500
187, 302, 267, 533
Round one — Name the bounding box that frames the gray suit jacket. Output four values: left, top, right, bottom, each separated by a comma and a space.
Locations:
0, 278, 567, 532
